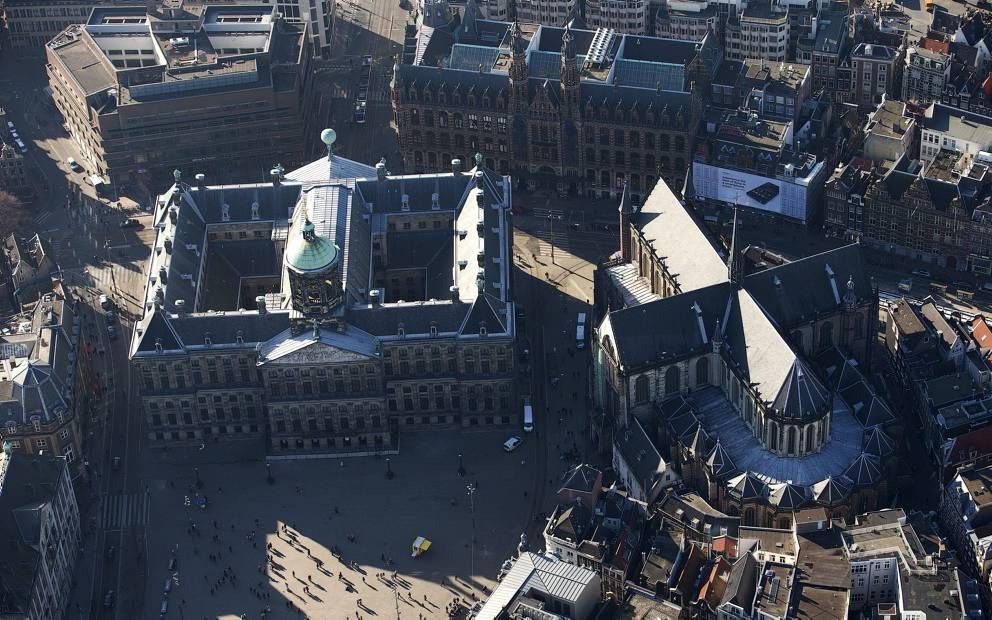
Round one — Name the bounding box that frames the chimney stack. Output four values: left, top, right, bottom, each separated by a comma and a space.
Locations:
451, 158, 463, 174
449, 285, 460, 302
256, 295, 267, 315
174, 299, 186, 315
195, 173, 205, 190
376, 159, 387, 182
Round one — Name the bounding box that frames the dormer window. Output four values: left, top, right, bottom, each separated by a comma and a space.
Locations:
155, 338, 163, 353
397, 323, 406, 337
479, 322, 487, 337
236, 331, 245, 345
204, 332, 213, 346
430, 322, 438, 337
31, 417, 41, 432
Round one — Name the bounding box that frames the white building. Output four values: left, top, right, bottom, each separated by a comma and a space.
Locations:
0, 450, 80, 619
921, 103, 992, 163
515, 0, 575, 26
691, 110, 827, 224
586, 0, 650, 34
267, 0, 335, 56
477, 551, 602, 620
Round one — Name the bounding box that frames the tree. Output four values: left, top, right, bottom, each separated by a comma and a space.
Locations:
0, 191, 28, 241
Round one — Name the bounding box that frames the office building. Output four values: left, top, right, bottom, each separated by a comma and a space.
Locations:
45, 2, 315, 187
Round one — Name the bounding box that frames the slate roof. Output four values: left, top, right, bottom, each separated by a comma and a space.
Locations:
632, 180, 728, 294
560, 464, 601, 494
707, 441, 737, 479
721, 552, 759, 612
0, 452, 68, 616
743, 243, 872, 328
769, 358, 830, 421
348, 301, 472, 336
844, 453, 882, 486
812, 475, 852, 506
863, 426, 895, 457
285, 155, 376, 185
615, 417, 665, 496
729, 472, 769, 501
769, 482, 808, 509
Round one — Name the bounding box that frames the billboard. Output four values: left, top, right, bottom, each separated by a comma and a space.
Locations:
691, 161, 824, 223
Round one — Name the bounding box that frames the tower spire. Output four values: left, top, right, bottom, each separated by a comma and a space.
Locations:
728, 207, 743, 286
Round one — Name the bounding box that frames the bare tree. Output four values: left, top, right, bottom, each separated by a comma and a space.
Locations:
0, 191, 28, 240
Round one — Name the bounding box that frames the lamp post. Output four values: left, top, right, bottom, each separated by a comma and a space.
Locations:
457, 453, 466, 477
466, 482, 477, 581
385, 457, 394, 480
194, 467, 201, 489
266, 462, 273, 484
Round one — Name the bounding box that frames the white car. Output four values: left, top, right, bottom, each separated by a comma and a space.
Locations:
503, 436, 522, 452
66, 157, 82, 172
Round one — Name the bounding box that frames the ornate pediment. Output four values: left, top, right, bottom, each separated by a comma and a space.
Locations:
262, 341, 375, 365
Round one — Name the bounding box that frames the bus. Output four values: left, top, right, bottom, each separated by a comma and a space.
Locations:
576, 313, 587, 350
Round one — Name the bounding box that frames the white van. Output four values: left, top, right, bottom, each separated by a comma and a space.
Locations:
576, 312, 587, 349
523, 399, 534, 432
14, 139, 26, 154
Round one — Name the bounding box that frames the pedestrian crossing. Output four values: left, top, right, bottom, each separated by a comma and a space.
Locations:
98, 492, 150, 529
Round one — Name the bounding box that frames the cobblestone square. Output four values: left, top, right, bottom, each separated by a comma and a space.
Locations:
141, 430, 538, 619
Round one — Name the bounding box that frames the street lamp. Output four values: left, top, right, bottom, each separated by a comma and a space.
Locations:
457, 453, 466, 477
385, 457, 394, 480
547, 212, 563, 264
266, 462, 274, 485
194, 467, 201, 489
466, 482, 477, 581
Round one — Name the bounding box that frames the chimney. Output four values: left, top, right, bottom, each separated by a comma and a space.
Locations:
158, 266, 168, 283
164, 238, 173, 254
256, 295, 267, 315
195, 173, 205, 190
451, 158, 463, 174
270, 166, 282, 187
450, 285, 460, 301
376, 160, 387, 182
474, 170, 484, 190
369, 288, 385, 305
174, 299, 186, 315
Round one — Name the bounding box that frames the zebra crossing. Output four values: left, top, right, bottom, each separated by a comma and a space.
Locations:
98, 492, 150, 530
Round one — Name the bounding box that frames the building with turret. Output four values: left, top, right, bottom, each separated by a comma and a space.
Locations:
393, 17, 718, 201
128, 138, 518, 455
593, 179, 893, 525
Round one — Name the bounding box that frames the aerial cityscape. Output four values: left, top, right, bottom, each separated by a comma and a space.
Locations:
6, 0, 992, 617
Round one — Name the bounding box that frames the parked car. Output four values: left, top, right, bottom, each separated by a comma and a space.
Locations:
503, 436, 522, 452
66, 157, 82, 172
911, 269, 932, 278
898, 278, 913, 293
99, 294, 111, 309
119, 217, 141, 229
103, 590, 114, 608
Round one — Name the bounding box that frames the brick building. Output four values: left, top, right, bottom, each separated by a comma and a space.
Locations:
392, 20, 717, 201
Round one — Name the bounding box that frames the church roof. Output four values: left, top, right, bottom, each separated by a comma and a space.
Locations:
862, 426, 895, 457
769, 482, 808, 509
844, 453, 882, 486
706, 441, 737, 479
812, 476, 852, 506
729, 472, 769, 501
769, 358, 831, 421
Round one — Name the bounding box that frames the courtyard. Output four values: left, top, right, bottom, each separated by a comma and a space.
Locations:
140, 430, 539, 619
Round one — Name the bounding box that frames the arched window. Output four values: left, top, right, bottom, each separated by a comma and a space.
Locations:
634, 375, 649, 404
743, 508, 755, 526
820, 322, 833, 349
787, 426, 798, 454
665, 366, 680, 394
695, 357, 709, 387
769, 421, 778, 450
805, 424, 815, 453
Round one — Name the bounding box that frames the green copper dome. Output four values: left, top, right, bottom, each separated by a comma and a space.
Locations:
285, 218, 338, 274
